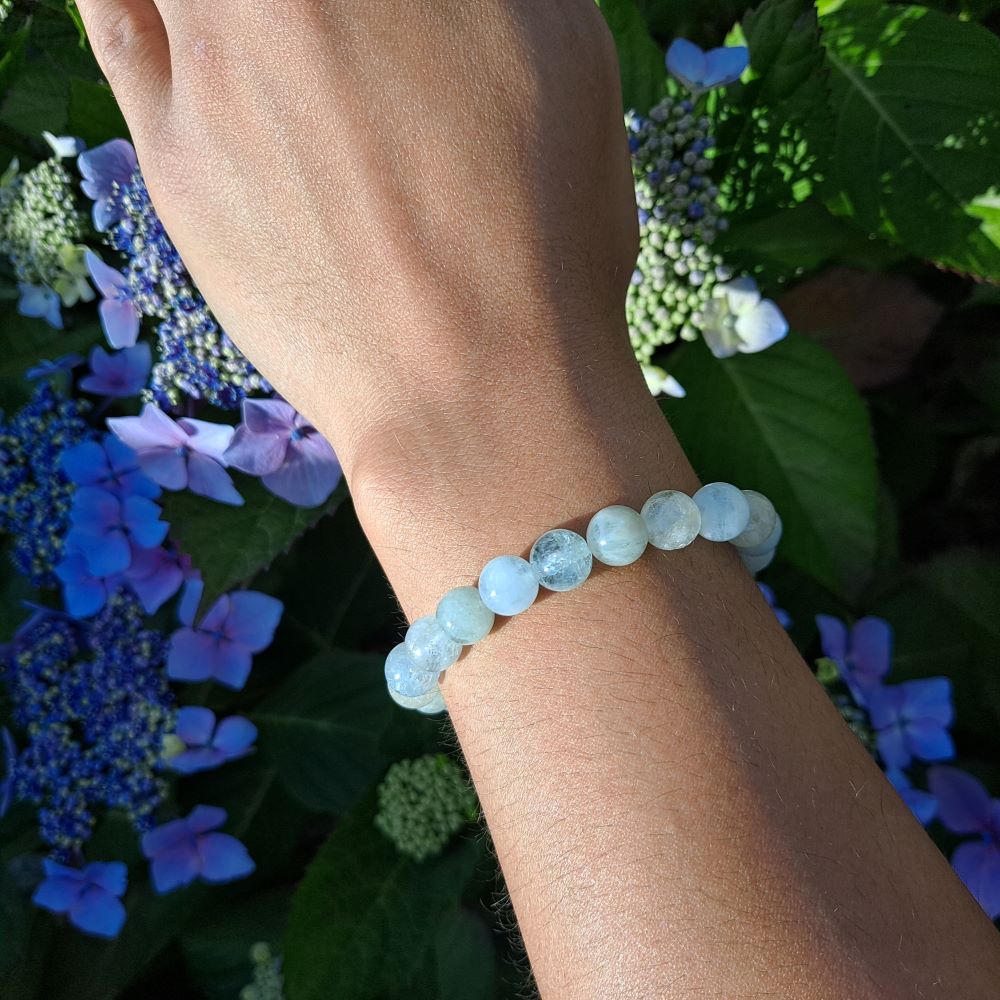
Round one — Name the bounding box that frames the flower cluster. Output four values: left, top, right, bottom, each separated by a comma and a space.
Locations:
0, 136, 92, 328
78, 140, 269, 409
625, 40, 787, 395
0, 382, 93, 587
375, 754, 478, 862
240, 943, 286, 1000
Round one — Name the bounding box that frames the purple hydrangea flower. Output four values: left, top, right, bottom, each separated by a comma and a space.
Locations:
666, 39, 749, 94
167, 707, 257, 775
141, 805, 255, 894
815, 614, 891, 707
928, 767, 1000, 919
167, 580, 282, 690
61, 433, 161, 500
17, 283, 63, 329
66, 486, 168, 577
108, 404, 243, 507
55, 549, 118, 618
79, 343, 150, 398
85, 252, 141, 349
758, 583, 791, 629
1, 727, 16, 818
26, 354, 84, 381
124, 543, 191, 615
32, 860, 127, 938
868, 678, 954, 770
886, 767, 937, 827
77, 139, 138, 231
225, 399, 341, 508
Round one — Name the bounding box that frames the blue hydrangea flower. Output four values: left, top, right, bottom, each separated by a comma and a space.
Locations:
758, 583, 791, 629
815, 614, 891, 707
225, 398, 341, 508
666, 39, 749, 94
79, 343, 150, 398
32, 859, 127, 938
42, 133, 86, 161
17, 282, 63, 328
85, 252, 141, 349
61, 433, 161, 500
928, 767, 1000, 919
701, 277, 788, 359
26, 354, 84, 381
108, 404, 243, 506
66, 486, 168, 577
1, 727, 16, 818
167, 580, 282, 690
124, 544, 191, 615
886, 767, 937, 827
166, 707, 257, 774
868, 678, 954, 770
77, 139, 137, 231
55, 549, 118, 619
142, 805, 255, 893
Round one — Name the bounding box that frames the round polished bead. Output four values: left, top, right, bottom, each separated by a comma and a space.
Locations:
417, 686, 448, 715
586, 505, 648, 566
641, 490, 701, 550
478, 555, 539, 616
732, 490, 777, 550
436, 586, 495, 644
385, 643, 437, 698
737, 513, 783, 557
388, 683, 440, 710
693, 482, 751, 542
529, 528, 593, 592
405, 615, 462, 672
741, 548, 776, 574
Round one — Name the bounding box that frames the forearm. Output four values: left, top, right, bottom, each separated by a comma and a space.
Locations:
347, 326, 1000, 999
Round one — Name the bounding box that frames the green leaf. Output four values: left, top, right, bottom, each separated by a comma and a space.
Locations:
252, 650, 433, 814
0, 860, 50, 1000
160, 477, 344, 609
597, 0, 667, 112
714, 0, 833, 217
666, 334, 878, 599
66, 78, 128, 147
0, 19, 32, 96
633, 0, 747, 43
823, 5, 1000, 279
283, 795, 480, 1000
431, 908, 497, 1000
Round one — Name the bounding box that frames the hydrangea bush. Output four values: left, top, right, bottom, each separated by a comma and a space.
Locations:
1, 1, 999, 997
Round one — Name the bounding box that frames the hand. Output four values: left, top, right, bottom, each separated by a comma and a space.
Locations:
76, 0, 642, 485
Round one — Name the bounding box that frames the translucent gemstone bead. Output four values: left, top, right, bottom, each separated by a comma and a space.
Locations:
405, 615, 461, 672
436, 586, 495, 644
732, 490, 777, 550
417, 686, 448, 715
478, 555, 539, 616
586, 505, 648, 566
641, 490, 701, 550
388, 683, 439, 710
741, 548, 775, 574
529, 528, 592, 592
693, 482, 750, 542
385, 643, 437, 698
737, 513, 783, 557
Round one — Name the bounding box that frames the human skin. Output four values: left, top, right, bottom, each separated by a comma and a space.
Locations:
76, 1, 1000, 996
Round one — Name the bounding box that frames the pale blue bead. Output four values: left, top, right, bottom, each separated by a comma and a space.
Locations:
737, 513, 783, 556
478, 555, 539, 616
693, 482, 750, 542
385, 643, 437, 698
732, 490, 777, 550
417, 686, 448, 715
436, 586, 495, 644
741, 548, 775, 574
388, 683, 439, 710
586, 505, 648, 566
529, 528, 592, 592
641, 490, 701, 550
405, 615, 461, 672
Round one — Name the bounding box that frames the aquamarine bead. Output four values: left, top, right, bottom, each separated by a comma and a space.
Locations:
737, 512, 783, 557
693, 482, 751, 542
732, 490, 777, 550
641, 490, 701, 550
388, 683, 440, 710
586, 505, 648, 566
529, 528, 592, 592
436, 586, 495, 644
741, 548, 775, 574
405, 615, 461, 672
385, 643, 437, 698
417, 686, 448, 715
478, 555, 539, 616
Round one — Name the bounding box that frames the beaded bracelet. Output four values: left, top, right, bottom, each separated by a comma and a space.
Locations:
385, 482, 781, 714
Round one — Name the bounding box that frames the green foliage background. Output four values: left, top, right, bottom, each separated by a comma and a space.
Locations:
2, 0, 999, 996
